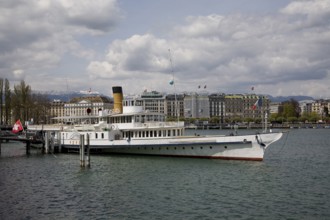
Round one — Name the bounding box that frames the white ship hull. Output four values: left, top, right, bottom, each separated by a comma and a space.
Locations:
60, 132, 283, 161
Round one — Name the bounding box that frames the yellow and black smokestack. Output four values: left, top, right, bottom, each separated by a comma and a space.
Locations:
112, 86, 123, 114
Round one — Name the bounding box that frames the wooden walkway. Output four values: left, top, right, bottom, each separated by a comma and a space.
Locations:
0, 136, 44, 155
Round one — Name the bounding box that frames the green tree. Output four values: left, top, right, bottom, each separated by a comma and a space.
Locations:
278, 99, 300, 120
309, 112, 321, 122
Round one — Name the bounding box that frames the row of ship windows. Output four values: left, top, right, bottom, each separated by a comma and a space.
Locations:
62, 129, 183, 140
122, 129, 183, 138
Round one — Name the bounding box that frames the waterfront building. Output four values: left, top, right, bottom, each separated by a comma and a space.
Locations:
269, 102, 281, 114
165, 94, 184, 118
184, 93, 210, 119
299, 100, 314, 115
224, 94, 269, 122
209, 93, 225, 123
49, 100, 66, 124
138, 90, 166, 114
64, 95, 113, 124
312, 99, 330, 118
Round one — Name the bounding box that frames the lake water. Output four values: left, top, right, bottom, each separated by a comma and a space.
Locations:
1, 129, 329, 219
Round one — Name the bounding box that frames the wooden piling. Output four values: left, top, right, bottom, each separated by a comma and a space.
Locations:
50, 132, 54, 153
86, 133, 90, 168
44, 131, 49, 154
26, 141, 30, 155
80, 134, 85, 167
57, 131, 62, 153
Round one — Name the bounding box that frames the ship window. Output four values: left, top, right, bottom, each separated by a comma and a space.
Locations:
158, 130, 161, 137
154, 131, 157, 137
95, 133, 98, 139
101, 133, 104, 139
150, 131, 153, 137
173, 130, 176, 136
168, 130, 171, 136
146, 131, 149, 137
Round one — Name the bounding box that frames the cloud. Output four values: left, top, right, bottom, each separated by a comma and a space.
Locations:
87, 34, 169, 79
0, 0, 121, 80
87, 0, 330, 96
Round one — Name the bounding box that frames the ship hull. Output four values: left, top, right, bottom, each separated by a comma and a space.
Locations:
60, 132, 283, 161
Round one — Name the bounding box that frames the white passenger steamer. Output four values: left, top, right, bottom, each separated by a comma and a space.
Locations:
29, 87, 283, 161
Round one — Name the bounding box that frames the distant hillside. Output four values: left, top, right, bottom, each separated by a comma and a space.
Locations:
34, 90, 315, 103
34, 90, 111, 102
268, 95, 314, 102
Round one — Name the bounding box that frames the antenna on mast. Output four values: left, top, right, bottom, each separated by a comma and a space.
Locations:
168, 49, 179, 122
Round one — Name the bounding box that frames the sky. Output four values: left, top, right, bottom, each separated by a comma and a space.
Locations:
1, 0, 330, 98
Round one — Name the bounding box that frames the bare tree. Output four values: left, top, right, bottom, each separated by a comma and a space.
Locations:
0, 78, 3, 124
4, 79, 11, 124
11, 80, 32, 124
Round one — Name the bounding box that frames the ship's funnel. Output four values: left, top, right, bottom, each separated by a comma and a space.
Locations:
112, 86, 123, 114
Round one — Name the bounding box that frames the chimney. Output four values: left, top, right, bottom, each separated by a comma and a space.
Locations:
112, 86, 123, 114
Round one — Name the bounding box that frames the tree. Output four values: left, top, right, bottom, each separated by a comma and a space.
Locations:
29, 93, 50, 124
4, 79, 11, 124
0, 78, 3, 124
11, 80, 32, 124
278, 98, 300, 120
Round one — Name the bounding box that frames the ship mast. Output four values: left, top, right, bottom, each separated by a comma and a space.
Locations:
168, 49, 179, 123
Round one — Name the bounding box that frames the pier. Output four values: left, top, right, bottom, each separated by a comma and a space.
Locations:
0, 136, 41, 155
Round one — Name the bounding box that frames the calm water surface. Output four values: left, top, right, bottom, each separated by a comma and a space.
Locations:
1, 129, 329, 219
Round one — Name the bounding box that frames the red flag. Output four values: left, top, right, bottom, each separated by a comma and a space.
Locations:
12, 119, 24, 133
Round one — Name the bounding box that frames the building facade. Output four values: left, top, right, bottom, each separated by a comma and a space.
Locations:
63, 95, 113, 124
49, 100, 66, 124
209, 93, 225, 123
138, 91, 165, 114
184, 93, 210, 119
165, 94, 184, 118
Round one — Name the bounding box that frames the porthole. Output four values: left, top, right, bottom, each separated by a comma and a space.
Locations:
210, 146, 212, 149
224, 146, 227, 149
182, 147, 185, 150
191, 147, 194, 149
200, 147, 203, 149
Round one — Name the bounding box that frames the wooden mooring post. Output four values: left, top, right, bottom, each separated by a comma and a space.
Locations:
79, 134, 91, 168
26, 141, 30, 155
